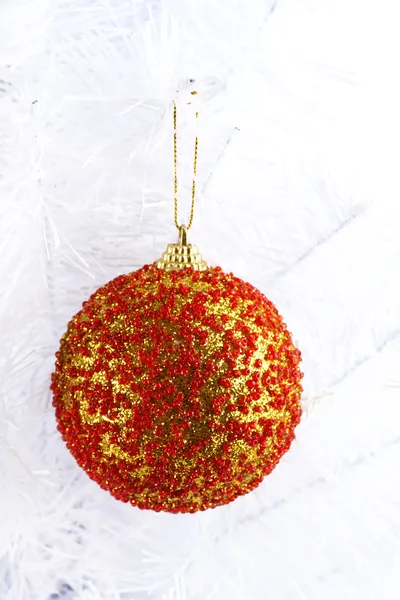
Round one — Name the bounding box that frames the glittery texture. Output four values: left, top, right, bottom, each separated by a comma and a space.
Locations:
51, 264, 303, 513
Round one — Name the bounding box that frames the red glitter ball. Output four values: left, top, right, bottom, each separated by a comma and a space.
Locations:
52, 264, 302, 513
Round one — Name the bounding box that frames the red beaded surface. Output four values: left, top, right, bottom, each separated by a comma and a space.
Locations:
51, 264, 302, 513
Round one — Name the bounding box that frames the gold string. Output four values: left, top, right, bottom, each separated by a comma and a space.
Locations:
173, 92, 198, 230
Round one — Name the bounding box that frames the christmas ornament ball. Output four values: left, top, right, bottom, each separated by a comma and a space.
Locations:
52, 262, 302, 513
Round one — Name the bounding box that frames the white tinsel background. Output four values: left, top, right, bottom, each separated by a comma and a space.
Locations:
1, 0, 400, 599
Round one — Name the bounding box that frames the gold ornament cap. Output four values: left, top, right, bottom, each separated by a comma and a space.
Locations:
157, 226, 208, 272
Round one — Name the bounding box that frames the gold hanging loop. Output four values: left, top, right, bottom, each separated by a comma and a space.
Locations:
173, 90, 198, 231
157, 89, 207, 271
